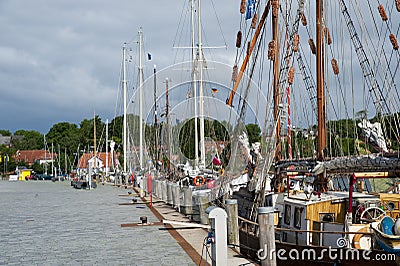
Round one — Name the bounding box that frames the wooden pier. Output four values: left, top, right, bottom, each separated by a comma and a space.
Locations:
120, 186, 258, 266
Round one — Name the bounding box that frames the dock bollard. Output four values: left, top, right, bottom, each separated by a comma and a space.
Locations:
158, 181, 161, 200
140, 216, 147, 224
152, 179, 156, 195
154, 180, 159, 199
161, 181, 167, 202
258, 207, 276, 266
166, 182, 173, 205
143, 175, 147, 192
152, 180, 157, 197
181, 187, 193, 215
156, 180, 161, 198
225, 199, 239, 250
172, 184, 180, 210
192, 194, 200, 222
199, 194, 210, 225
206, 206, 228, 266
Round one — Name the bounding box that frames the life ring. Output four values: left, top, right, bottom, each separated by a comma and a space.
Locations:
282, 178, 288, 188
272, 178, 281, 191
193, 176, 205, 186
289, 180, 295, 190
352, 226, 370, 249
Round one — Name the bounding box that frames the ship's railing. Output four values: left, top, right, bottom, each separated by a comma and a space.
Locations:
238, 216, 376, 249
274, 227, 374, 248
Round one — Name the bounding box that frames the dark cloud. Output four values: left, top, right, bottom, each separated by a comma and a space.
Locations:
0, 0, 236, 133
1, 0, 398, 135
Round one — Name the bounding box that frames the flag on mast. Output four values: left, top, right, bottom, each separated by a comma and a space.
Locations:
212, 154, 221, 166
246, 0, 256, 20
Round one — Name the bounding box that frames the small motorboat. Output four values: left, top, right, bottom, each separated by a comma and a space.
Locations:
370, 216, 400, 256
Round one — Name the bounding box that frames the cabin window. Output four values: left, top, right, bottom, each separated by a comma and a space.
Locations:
384, 201, 399, 211
282, 232, 287, 242
320, 213, 335, 223
284, 205, 291, 225
294, 207, 303, 229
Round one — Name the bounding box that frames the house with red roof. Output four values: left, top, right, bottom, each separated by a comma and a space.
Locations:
15, 150, 57, 166
76, 152, 120, 176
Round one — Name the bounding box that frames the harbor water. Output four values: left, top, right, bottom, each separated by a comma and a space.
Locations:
0, 180, 194, 265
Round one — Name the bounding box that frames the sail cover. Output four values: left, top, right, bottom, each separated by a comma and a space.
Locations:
358, 119, 388, 153
312, 155, 400, 174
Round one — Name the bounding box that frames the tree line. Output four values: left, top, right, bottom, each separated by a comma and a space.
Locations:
0, 114, 263, 175
4, 112, 395, 175
0, 116, 124, 175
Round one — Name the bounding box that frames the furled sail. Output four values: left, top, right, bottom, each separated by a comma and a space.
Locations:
358, 119, 388, 153
312, 155, 400, 174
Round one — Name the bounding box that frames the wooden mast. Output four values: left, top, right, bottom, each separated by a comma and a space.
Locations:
272, 0, 281, 161
226, 2, 271, 107
316, 0, 326, 161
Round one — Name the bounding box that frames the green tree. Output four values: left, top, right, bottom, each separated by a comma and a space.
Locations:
246, 123, 261, 145
46, 122, 82, 173
32, 161, 44, 174
177, 118, 230, 161
109, 115, 123, 142
12, 130, 43, 150
78, 116, 105, 152
0, 130, 11, 136
47, 122, 80, 152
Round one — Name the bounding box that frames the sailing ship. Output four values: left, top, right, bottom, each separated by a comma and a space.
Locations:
226, 0, 400, 265
71, 113, 99, 190
371, 216, 400, 256
127, 0, 236, 199
125, 0, 399, 264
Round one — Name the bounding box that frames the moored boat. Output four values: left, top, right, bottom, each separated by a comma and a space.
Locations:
371, 216, 400, 256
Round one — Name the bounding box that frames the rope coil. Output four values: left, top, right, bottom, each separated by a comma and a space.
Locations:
308, 38, 316, 54
232, 65, 238, 82
293, 34, 300, 52
389, 33, 399, 50
236, 31, 242, 48
325, 27, 332, 45
378, 4, 388, 21
268, 40, 276, 60
240, 0, 246, 14
331, 58, 339, 75
251, 13, 258, 29
301, 12, 307, 26
288, 66, 295, 84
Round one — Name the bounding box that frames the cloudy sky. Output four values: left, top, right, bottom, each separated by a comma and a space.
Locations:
0, 0, 237, 134
1, 0, 398, 135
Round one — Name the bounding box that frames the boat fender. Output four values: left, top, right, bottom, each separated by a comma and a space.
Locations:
381, 216, 395, 235
282, 178, 287, 188
193, 176, 205, 186
352, 226, 370, 249
394, 218, 400, 235
272, 178, 280, 190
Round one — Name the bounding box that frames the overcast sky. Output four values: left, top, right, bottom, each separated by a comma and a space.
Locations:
1, 1, 398, 135
0, 0, 237, 134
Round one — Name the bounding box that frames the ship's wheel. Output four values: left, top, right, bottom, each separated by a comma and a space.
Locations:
359, 206, 386, 223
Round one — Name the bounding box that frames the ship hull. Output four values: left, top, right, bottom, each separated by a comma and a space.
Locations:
239, 229, 399, 265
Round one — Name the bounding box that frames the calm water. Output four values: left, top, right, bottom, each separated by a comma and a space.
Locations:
0, 180, 193, 265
